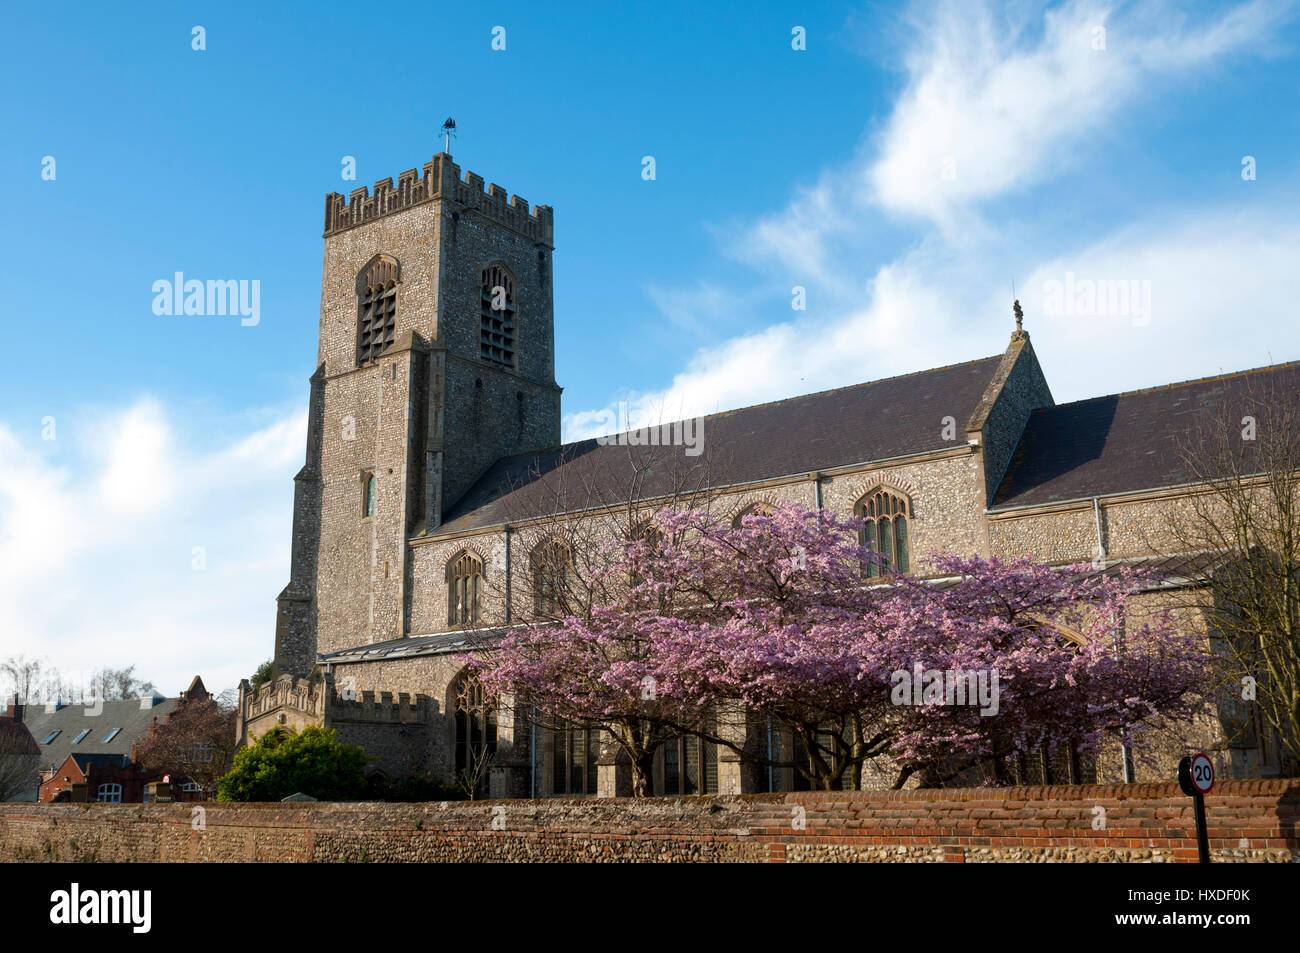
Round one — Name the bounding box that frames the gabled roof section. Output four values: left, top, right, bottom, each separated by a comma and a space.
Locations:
437, 356, 1003, 534
992, 360, 1300, 510
67, 752, 131, 773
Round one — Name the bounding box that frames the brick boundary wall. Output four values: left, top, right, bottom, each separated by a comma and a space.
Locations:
3, 781, 1296, 863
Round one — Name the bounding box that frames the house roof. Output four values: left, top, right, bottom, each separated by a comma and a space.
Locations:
21, 696, 178, 775
0, 716, 38, 757
63, 753, 131, 774
437, 355, 1003, 534
992, 360, 1300, 510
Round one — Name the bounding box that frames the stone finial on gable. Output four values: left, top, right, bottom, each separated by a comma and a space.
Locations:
1012, 299, 1027, 342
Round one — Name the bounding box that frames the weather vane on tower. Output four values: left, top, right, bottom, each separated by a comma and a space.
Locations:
441, 117, 457, 154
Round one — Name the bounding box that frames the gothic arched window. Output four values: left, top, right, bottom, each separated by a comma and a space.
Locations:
447, 550, 484, 626
732, 501, 775, 528
628, 519, 665, 588
453, 672, 497, 796
480, 263, 516, 370
855, 487, 910, 576
531, 538, 571, 618
357, 255, 399, 366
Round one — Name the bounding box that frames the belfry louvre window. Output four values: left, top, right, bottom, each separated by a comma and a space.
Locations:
448, 550, 484, 625
357, 256, 398, 366
480, 264, 516, 369
855, 487, 910, 576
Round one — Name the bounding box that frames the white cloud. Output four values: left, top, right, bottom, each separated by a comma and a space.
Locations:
565, 0, 1299, 441
868, 0, 1290, 230
1019, 213, 1300, 399
97, 399, 175, 513
0, 401, 304, 699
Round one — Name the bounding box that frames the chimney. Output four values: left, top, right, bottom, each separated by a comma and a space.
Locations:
3, 693, 22, 723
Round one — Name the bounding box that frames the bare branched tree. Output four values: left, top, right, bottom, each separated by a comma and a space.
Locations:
1164, 371, 1300, 772
0, 754, 38, 801
452, 745, 496, 800
0, 722, 39, 801
134, 697, 238, 793
0, 655, 50, 705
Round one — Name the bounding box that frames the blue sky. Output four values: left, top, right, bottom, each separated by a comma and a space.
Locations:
3, 0, 1299, 697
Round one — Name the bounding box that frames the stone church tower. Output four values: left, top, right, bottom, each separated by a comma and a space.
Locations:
274, 153, 561, 676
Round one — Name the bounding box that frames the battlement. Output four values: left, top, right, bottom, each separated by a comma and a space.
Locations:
240, 674, 433, 729
329, 688, 431, 724
323, 152, 553, 244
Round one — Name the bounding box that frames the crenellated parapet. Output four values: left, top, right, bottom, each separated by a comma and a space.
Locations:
237, 671, 436, 749
328, 688, 432, 725
323, 152, 553, 244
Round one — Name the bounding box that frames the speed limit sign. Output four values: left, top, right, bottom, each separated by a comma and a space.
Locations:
1178, 752, 1215, 863
1188, 752, 1214, 794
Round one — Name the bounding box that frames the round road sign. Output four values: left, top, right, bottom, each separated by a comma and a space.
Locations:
1188, 752, 1214, 794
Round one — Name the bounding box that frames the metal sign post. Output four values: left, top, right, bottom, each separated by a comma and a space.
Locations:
1177, 752, 1214, 863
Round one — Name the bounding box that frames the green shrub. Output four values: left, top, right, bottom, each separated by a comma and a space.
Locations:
217, 725, 367, 802
249, 659, 274, 691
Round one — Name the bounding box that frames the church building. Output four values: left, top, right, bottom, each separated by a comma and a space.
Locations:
234, 150, 1297, 797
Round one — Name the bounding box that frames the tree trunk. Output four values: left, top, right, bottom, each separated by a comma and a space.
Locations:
630, 752, 655, 797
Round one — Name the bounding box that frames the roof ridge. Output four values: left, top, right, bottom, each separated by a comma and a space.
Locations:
690, 353, 1003, 423
551, 353, 1003, 450
1030, 358, 1300, 413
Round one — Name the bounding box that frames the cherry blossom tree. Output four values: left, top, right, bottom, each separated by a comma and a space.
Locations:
479, 501, 1215, 794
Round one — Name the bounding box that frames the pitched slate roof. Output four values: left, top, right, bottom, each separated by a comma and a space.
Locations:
438, 355, 1002, 534
20, 696, 178, 775
992, 360, 1300, 510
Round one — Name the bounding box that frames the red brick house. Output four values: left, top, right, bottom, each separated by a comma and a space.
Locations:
10, 676, 217, 803
40, 752, 155, 803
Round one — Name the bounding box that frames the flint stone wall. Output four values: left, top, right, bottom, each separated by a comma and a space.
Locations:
4, 781, 1295, 863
